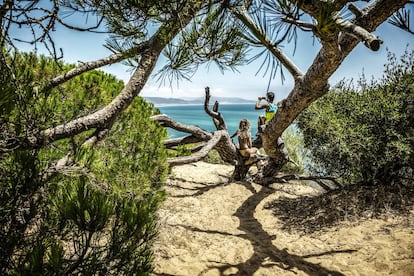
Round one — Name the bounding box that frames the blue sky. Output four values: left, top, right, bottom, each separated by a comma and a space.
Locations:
13, 4, 413, 102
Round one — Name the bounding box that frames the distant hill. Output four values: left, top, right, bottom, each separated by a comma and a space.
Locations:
144, 96, 252, 105
143, 97, 188, 105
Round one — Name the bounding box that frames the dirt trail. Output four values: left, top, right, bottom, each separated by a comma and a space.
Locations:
152, 161, 414, 276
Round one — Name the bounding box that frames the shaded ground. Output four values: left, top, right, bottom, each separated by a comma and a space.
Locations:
152, 162, 414, 276
266, 182, 414, 234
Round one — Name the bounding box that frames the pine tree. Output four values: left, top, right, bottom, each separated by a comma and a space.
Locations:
0, 51, 168, 274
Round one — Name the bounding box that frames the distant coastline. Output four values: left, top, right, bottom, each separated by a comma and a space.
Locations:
143, 96, 253, 106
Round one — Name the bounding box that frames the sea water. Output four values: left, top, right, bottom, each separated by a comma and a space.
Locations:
157, 104, 261, 139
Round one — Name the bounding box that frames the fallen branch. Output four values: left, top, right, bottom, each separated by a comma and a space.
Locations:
152, 114, 213, 141
167, 130, 225, 167
163, 135, 205, 149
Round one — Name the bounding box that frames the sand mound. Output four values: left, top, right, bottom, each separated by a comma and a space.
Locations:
152, 162, 414, 276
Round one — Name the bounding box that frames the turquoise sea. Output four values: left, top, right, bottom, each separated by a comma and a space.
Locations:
157, 104, 261, 139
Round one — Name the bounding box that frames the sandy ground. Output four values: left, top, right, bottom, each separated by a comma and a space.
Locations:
152, 161, 414, 276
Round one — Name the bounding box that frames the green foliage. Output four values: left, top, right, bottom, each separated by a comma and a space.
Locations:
1, 51, 168, 274
297, 49, 414, 186
47, 173, 162, 275
203, 149, 228, 165
0, 150, 43, 271
91, 96, 168, 193
167, 143, 193, 158
315, 5, 340, 37
281, 125, 308, 174
155, 2, 248, 86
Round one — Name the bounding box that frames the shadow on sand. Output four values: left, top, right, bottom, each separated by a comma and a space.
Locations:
161, 176, 360, 275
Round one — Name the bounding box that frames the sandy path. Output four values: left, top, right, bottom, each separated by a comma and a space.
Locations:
152, 162, 414, 276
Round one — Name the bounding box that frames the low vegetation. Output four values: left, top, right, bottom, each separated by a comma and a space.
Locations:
264, 50, 414, 233
0, 53, 168, 274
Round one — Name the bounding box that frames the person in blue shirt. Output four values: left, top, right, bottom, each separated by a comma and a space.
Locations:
253, 91, 298, 168
255, 91, 278, 134
255, 91, 277, 122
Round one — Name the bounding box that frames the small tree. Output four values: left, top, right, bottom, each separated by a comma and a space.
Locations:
296, 49, 414, 186
0, 52, 168, 274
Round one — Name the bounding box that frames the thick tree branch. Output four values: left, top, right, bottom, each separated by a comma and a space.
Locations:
348, 3, 363, 17
163, 135, 206, 149
38, 46, 160, 146
299, 0, 367, 15
231, 5, 303, 80
334, 14, 382, 51
263, 0, 409, 160
45, 43, 148, 90
167, 130, 225, 167
336, 0, 409, 57
152, 114, 213, 141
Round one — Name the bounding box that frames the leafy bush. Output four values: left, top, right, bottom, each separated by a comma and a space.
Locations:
203, 149, 228, 165
297, 49, 414, 186
0, 51, 168, 274
281, 125, 309, 174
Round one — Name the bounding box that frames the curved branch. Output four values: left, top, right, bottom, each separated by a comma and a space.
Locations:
152, 114, 213, 141
204, 87, 227, 130
163, 135, 206, 149
167, 130, 225, 167
56, 14, 106, 33
45, 42, 149, 90
17, 2, 208, 150
37, 47, 159, 146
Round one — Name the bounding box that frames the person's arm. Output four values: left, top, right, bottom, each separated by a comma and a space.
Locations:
247, 134, 252, 148
230, 130, 237, 139
255, 97, 268, 110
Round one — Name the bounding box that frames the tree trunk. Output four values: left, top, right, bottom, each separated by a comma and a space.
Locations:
256, 0, 409, 176
232, 163, 251, 181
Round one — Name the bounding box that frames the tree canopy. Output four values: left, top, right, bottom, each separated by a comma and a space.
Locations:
0, 52, 168, 274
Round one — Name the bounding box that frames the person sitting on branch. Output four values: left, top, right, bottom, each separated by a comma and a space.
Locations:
231, 119, 258, 159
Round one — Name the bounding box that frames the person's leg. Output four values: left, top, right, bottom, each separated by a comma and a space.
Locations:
252, 135, 262, 149
239, 149, 250, 158
257, 115, 266, 133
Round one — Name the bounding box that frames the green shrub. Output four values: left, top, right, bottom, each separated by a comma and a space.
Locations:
281, 125, 309, 174
0, 51, 168, 274
297, 49, 414, 186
